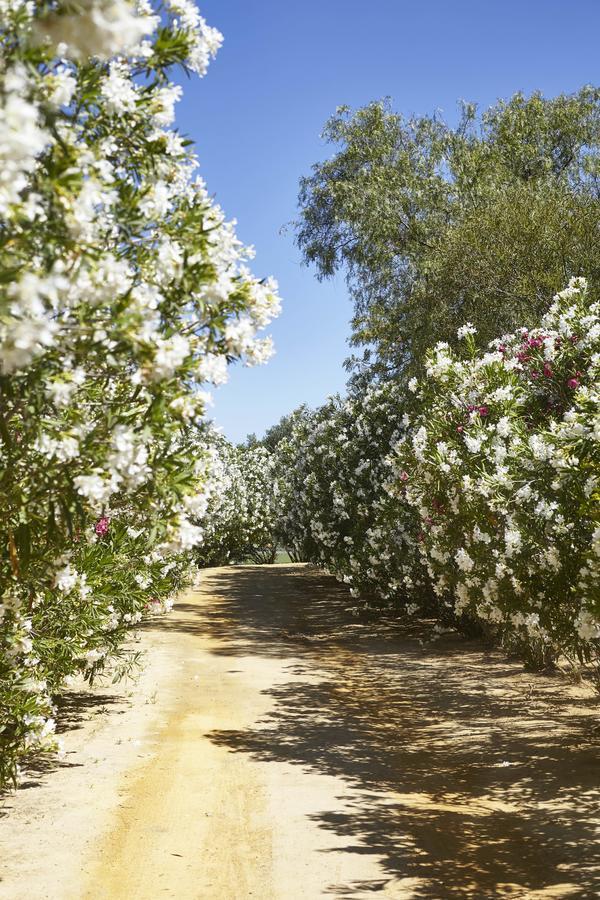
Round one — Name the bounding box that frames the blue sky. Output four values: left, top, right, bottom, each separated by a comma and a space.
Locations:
177, 0, 600, 443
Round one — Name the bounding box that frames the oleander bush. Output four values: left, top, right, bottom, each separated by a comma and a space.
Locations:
195, 436, 280, 566
275, 279, 599, 672
0, 1, 280, 787
390, 277, 599, 667
275, 385, 427, 611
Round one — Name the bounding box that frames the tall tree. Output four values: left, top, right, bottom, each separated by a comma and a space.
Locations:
296, 90, 600, 386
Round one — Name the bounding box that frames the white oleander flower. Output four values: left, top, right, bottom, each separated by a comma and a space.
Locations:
34, 0, 157, 61
457, 322, 477, 339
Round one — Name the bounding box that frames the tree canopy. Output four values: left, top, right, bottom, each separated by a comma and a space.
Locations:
295, 89, 600, 386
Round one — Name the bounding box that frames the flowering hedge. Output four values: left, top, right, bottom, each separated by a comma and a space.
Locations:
275, 279, 599, 674
0, 1, 280, 787
275, 386, 426, 610
195, 436, 280, 565
390, 278, 599, 666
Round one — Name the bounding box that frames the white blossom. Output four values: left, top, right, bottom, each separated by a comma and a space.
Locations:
34, 0, 157, 61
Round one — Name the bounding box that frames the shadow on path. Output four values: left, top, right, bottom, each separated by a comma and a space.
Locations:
170, 565, 600, 899
1, 691, 128, 809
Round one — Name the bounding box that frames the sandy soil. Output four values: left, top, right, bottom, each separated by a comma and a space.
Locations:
1, 564, 599, 899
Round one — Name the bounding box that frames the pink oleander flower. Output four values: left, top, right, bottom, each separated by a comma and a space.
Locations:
543, 363, 553, 378
478, 406, 489, 417
400, 471, 409, 482
95, 516, 110, 536
567, 377, 580, 389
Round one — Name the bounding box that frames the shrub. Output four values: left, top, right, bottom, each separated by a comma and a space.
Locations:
390, 278, 599, 666
274, 279, 598, 676
196, 437, 280, 566
0, 1, 280, 786
276, 386, 426, 610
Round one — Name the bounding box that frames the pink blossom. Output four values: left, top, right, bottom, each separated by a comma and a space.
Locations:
95, 516, 110, 536
567, 378, 579, 389
478, 406, 489, 417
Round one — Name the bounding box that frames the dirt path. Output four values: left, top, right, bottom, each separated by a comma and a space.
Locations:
1, 564, 599, 899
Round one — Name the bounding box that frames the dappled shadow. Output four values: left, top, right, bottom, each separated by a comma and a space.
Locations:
54, 690, 127, 734
149, 564, 430, 660
1, 691, 127, 803
188, 565, 600, 898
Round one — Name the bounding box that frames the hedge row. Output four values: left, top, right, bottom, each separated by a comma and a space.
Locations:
276, 280, 599, 671
0, 2, 280, 787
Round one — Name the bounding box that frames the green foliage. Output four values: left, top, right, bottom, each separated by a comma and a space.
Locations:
296, 89, 600, 385
261, 404, 311, 452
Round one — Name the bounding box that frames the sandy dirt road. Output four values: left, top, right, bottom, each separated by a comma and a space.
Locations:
1, 564, 599, 899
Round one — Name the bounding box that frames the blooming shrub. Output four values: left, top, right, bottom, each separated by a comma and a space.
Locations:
276, 386, 426, 610
195, 436, 280, 565
390, 278, 599, 666
274, 280, 598, 675
0, 1, 280, 786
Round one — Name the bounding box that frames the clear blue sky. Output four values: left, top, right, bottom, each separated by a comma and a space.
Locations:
177, 0, 600, 443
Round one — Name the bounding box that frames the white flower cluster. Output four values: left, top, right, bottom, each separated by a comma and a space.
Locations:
0, 66, 52, 216
195, 436, 281, 565
393, 278, 599, 665
165, 0, 223, 75
275, 385, 425, 607
33, 0, 157, 61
